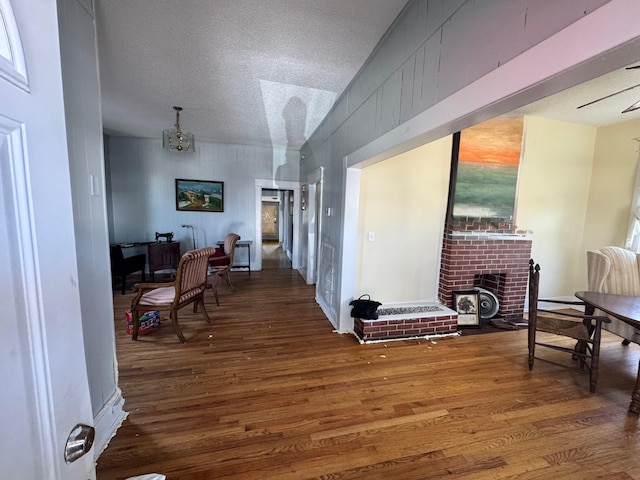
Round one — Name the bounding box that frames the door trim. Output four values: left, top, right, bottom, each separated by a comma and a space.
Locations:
0, 114, 59, 472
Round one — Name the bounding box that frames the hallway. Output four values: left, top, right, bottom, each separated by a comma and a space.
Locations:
261, 239, 291, 269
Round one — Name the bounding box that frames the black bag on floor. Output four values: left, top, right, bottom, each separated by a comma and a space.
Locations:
349, 294, 382, 320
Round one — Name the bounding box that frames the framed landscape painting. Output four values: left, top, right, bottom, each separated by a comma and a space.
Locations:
175, 179, 224, 212
449, 116, 524, 220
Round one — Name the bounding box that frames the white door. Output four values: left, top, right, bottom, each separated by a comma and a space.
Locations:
0, 1, 95, 479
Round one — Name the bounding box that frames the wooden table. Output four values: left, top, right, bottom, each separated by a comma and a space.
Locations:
216, 239, 252, 274
575, 290, 640, 414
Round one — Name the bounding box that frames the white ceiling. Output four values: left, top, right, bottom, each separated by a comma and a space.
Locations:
95, 0, 410, 150
95, 1, 640, 152
512, 63, 640, 127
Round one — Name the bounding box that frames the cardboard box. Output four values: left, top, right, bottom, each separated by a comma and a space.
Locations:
125, 309, 161, 335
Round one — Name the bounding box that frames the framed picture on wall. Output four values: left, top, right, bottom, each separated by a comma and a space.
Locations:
452, 290, 480, 328
448, 116, 524, 220
175, 179, 224, 212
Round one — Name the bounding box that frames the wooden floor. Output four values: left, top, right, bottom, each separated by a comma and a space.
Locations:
98, 270, 640, 480
262, 240, 292, 269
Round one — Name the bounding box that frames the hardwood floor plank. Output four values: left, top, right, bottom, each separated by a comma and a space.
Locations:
97, 269, 640, 479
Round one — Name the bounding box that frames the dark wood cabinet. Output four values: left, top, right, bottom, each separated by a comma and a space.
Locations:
148, 241, 180, 279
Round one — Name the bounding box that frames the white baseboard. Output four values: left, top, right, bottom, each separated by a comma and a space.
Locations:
93, 388, 128, 461
316, 293, 339, 330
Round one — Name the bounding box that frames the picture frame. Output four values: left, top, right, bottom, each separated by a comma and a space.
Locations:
175, 179, 224, 212
452, 290, 480, 328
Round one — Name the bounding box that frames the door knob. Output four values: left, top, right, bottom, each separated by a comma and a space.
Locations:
64, 423, 95, 463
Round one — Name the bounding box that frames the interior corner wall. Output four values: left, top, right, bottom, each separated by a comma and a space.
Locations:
355, 136, 452, 302
515, 116, 597, 297
581, 117, 640, 254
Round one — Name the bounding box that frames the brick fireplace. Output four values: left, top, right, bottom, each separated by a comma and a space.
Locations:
352, 220, 532, 343
438, 220, 532, 320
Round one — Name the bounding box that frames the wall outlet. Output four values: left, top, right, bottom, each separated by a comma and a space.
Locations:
368, 231, 375, 241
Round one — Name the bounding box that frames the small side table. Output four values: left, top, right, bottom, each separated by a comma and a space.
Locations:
216, 240, 252, 274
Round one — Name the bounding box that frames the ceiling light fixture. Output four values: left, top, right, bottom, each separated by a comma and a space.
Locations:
163, 106, 194, 152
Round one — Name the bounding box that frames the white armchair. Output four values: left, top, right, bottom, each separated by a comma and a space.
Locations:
586, 246, 640, 344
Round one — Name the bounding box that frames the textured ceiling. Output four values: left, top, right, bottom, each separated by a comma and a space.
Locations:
95, 0, 409, 150
95, 1, 640, 152
512, 63, 640, 127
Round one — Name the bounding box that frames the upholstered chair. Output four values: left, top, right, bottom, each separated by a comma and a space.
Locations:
209, 233, 240, 291
587, 246, 640, 345
131, 247, 215, 343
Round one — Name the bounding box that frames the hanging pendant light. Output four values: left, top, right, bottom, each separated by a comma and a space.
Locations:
163, 106, 194, 152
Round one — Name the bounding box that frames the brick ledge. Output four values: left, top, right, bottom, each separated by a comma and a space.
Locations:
353, 302, 459, 343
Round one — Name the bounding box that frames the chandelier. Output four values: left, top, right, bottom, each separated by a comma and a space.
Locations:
163, 106, 194, 152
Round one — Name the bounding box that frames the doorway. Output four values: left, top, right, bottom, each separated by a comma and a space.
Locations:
254, 179, 300, 272
261, 189, 293, 269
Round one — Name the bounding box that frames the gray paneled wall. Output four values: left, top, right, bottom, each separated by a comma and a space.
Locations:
304, 0, 609, 158
299, 0, 611, 327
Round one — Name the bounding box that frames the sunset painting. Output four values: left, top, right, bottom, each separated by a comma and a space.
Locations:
452, 116, 524, 219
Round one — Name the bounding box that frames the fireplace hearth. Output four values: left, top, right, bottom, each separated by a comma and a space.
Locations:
353, 302, 458, 342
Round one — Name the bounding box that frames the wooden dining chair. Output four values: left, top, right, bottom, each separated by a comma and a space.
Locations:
528, 259, 610, 393
207, 268, 222, 306
131, 246, 215, 343
209, 233, 240, 291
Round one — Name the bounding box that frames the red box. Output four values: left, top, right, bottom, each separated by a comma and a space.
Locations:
125, 309, 161, 335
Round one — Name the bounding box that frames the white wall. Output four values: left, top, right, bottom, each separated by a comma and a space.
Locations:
516, 117, 597, 297
355, 137, 452, 302
582, 118, 640, 252
108, 137, 298, 270
355, 116, 604, 304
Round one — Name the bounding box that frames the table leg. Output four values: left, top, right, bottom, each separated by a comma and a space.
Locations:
576, 304, 596, 367
630, 357, 640, 414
